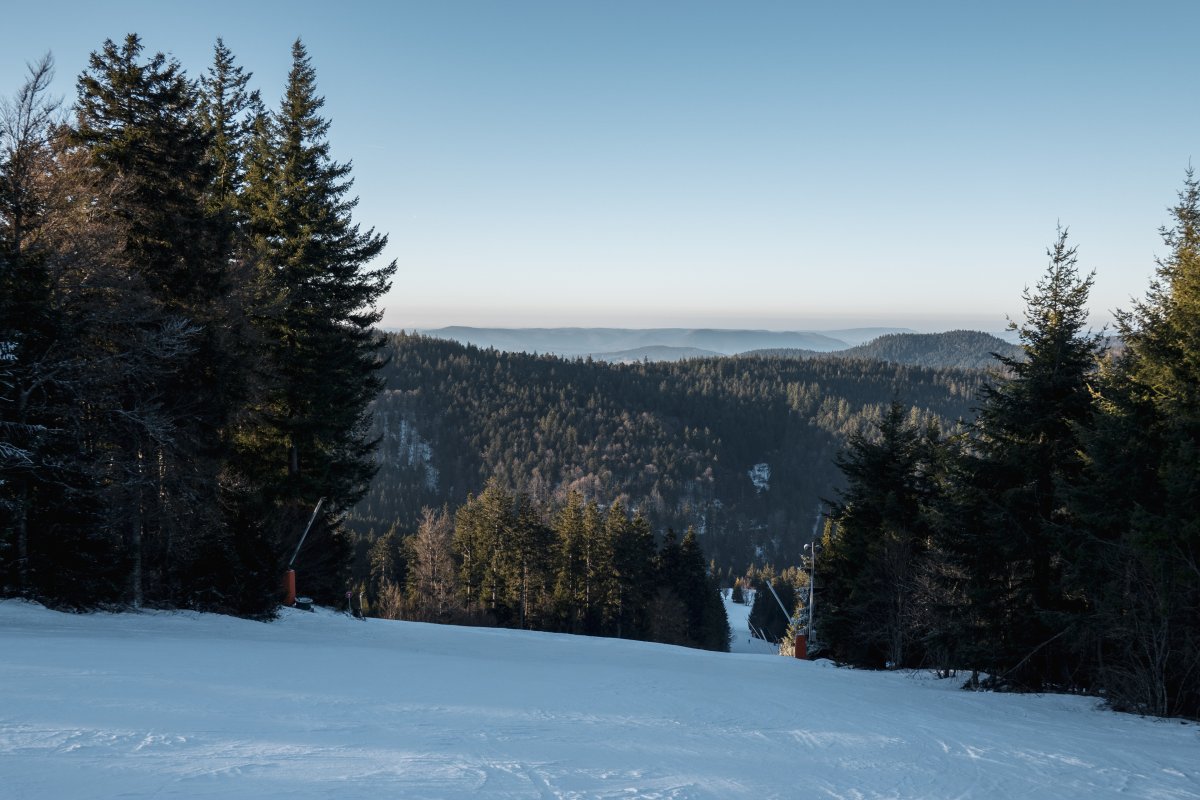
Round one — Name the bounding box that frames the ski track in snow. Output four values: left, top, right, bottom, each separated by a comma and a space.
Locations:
1, 599, 1198, 799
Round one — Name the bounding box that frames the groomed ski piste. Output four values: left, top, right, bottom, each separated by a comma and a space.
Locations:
1, 597, 1197, 799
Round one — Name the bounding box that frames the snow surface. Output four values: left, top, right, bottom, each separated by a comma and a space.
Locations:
1, 599, 1198, 799
724, 590, 779, 656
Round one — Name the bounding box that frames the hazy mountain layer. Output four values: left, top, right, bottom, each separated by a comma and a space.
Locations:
414, 326, 914, 356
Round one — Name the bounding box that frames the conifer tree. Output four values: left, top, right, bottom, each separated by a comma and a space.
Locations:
239, 40, 395, 598
0, 54, 67, 597
615, 509, 657, 639
552, 490, 587, 631
596, 500, 630, 636
73, 35, 218, 303
68, 34, 233, 607
822, 402, 941, 668
509, 493, 554, 628
957, 228, 1103, 689
198, 38, 256, 225
1074, 173, 1200, 717
730, 581, 745, 605
646, 528, 697, 646
679, 527, 730, 651
453, 483, 517, 621
580, 499, 605, 632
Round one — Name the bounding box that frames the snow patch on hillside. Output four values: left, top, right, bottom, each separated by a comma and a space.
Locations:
748, 462, 770, 492
378, 413, 438, 491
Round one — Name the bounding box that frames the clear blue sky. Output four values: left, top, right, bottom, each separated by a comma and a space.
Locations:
4, 1, 1198, 332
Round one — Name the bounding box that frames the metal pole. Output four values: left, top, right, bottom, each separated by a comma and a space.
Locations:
808, 544, 815, 641
763, 577, 792, 624
288, 497, 326, 570
806, 541, 819, 643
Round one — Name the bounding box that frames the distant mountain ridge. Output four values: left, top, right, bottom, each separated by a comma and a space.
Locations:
748, 330, 1023, 370
415, 326, 915, 358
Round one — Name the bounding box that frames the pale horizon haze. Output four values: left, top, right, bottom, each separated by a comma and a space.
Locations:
5, 1, 1198, 334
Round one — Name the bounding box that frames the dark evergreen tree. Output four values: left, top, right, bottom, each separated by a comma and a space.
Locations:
1, 55, 61, 596
580, 498, 607, 633
646, 529, 686, 645
679, 527, 731, 651
616, 509, 657, 639
238, 40, 395, 602
1073, 174, 1200, 717
954, 228, 1103, 690
68, 34, 239, 608
821, 402, 941, 668
730, 581, 745, 604
596, 500, 632, 636
552, 491, 587, 631
197, 38, 257, 230
1, 35, 395, 616
507, 494, 554, 629
73, 35, 218, 302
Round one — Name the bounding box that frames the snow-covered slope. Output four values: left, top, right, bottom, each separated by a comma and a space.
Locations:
724, 590, 778, 655
1, 600, 1196, 799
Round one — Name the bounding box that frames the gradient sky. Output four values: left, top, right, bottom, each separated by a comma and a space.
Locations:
4, 1, 1199, 332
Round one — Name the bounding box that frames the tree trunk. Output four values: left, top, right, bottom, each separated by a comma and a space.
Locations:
15, 476, 29, 594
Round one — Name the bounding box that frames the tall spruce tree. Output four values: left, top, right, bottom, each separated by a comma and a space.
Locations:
822, 402, 941, 669
1074, 173, 1200, 717
240, 40, 395, 601
69, 34, 235, 608
552, 490, 587, 631
453, 482, 519, 621
198, 39, 255, 220
678, 526, 731, 651
509, 493, 554, 629
595, 499, 629, 636
614, 509, 656, 639
73, 35, 218, 303
958, 228, 1103, 690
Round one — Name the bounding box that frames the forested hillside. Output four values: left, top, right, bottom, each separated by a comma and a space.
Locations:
749, 330, 1024, 370
348, 334, 986, 571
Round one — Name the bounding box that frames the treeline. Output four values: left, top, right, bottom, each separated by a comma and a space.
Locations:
817, 215, 1200, 720
367, 485, 730, 651
0, 37, 393, 613
351, 335, 987, 571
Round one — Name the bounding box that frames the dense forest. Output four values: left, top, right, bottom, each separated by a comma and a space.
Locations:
348, 337, 986, 571
812, 221, 1200, 720
0, 37, 393, 614
364, 487, 731, 652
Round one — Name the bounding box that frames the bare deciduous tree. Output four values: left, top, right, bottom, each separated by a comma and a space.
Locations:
406, 507, 459, 622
